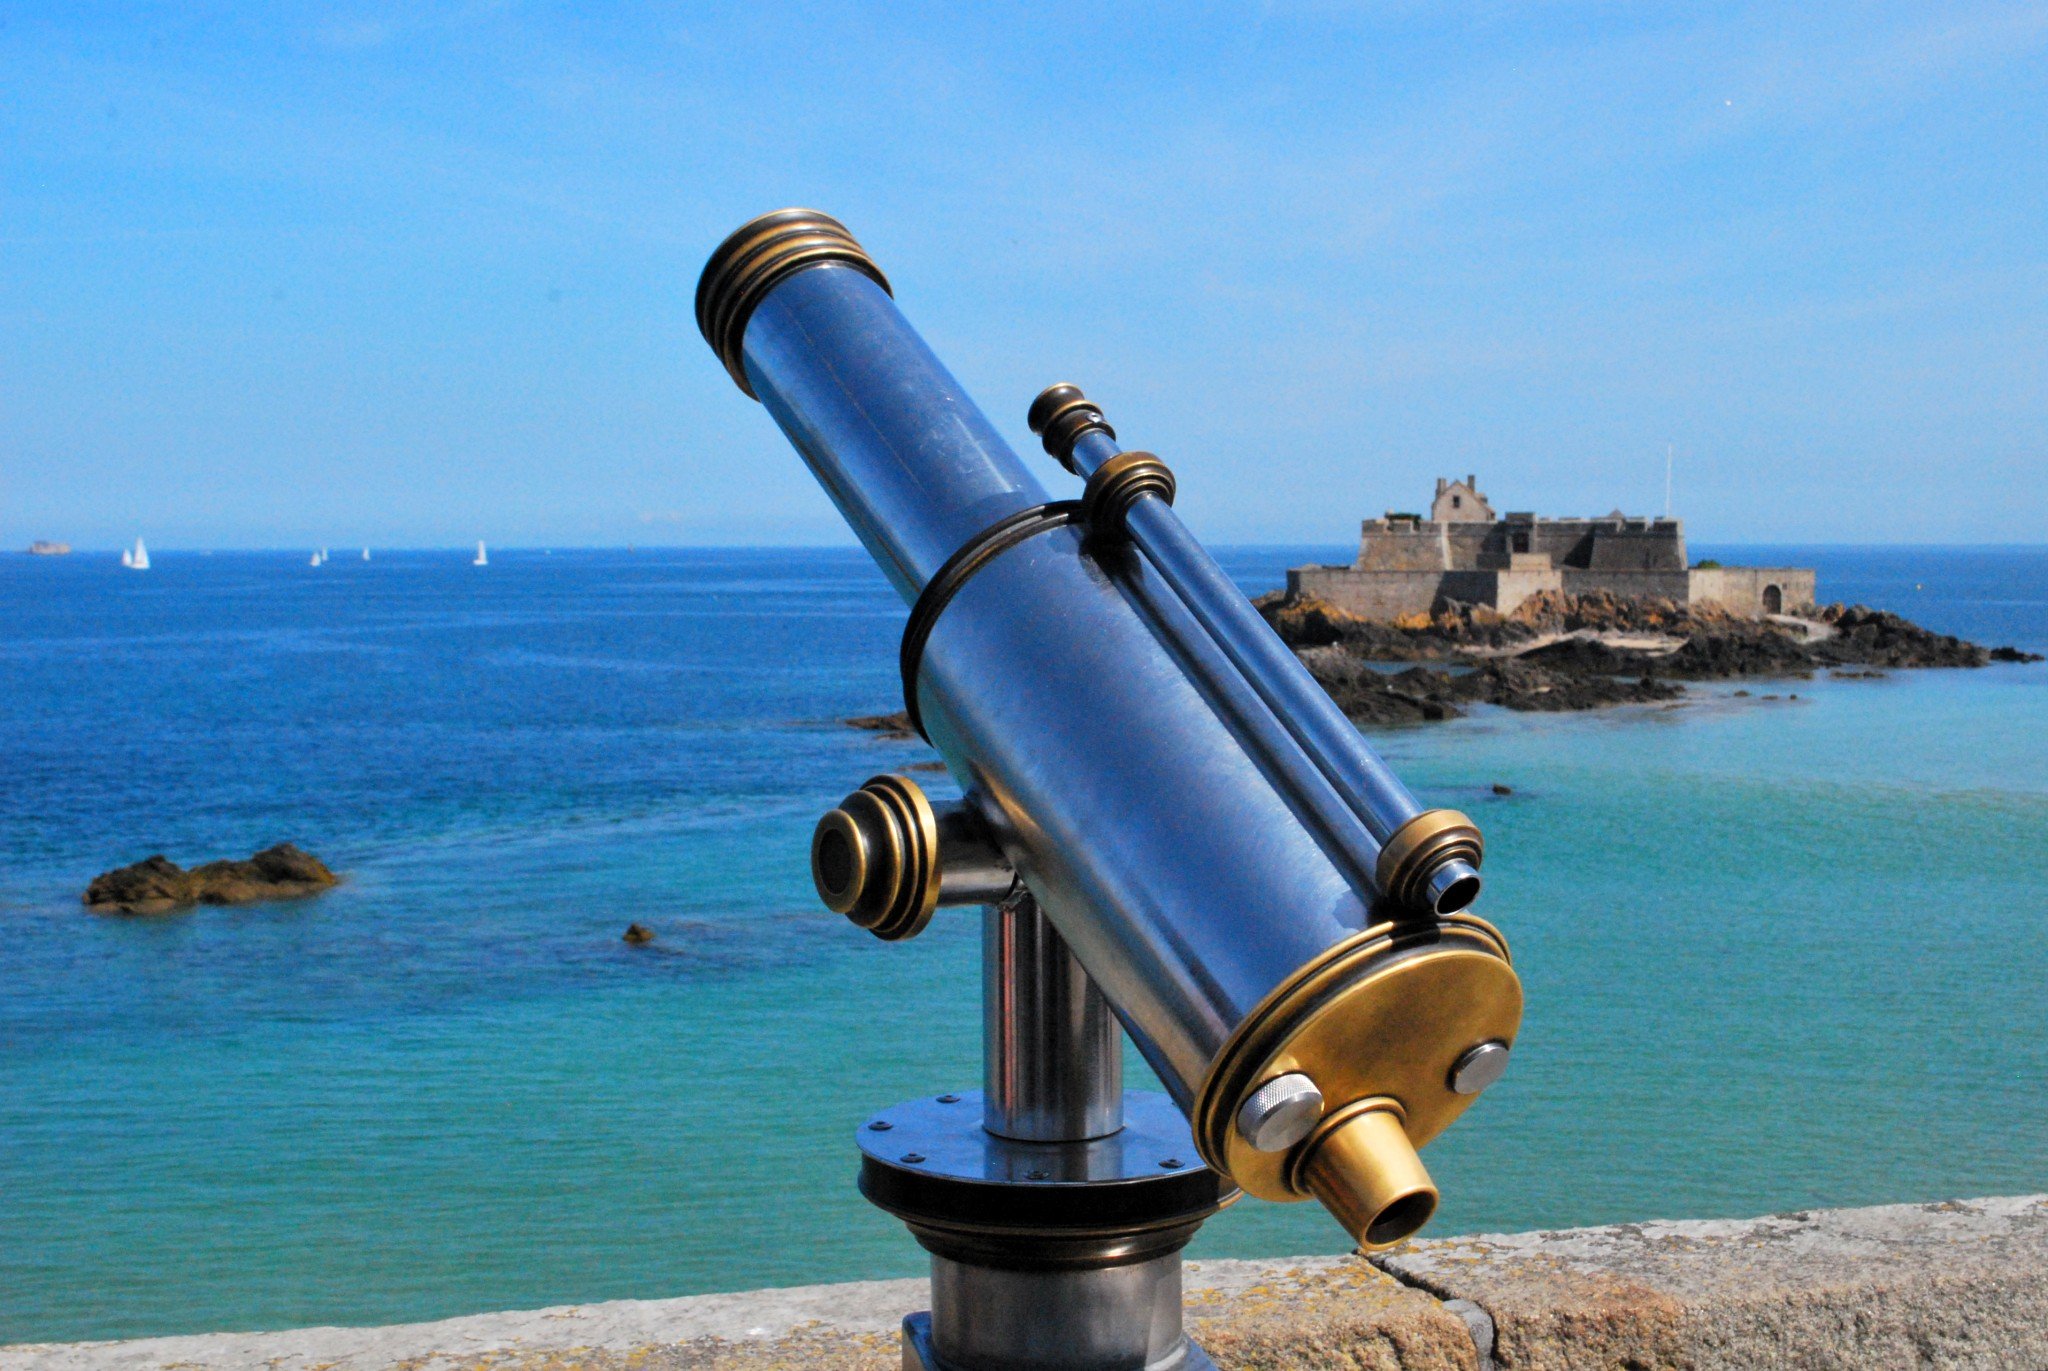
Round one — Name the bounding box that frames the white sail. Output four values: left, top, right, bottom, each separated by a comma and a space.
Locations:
473, 540, 488, 566
361, 548, 371, 561
310, 551, 323, 566
125, 538, 149, 570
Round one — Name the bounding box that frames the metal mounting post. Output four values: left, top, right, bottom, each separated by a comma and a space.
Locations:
859, 892, 1232, 1371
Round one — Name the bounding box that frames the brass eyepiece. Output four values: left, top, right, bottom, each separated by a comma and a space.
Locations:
1290, 1099, 1437, 1250
812, 775, 941, 942
697, 209, 891, 399
1191, 914, 1521, 1248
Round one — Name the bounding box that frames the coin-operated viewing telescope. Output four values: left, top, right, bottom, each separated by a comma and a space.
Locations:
696, 210, 1522, 1371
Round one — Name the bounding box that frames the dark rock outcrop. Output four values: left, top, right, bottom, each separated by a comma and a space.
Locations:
1264, 590, 2039, 727
844, 711, 917, 740
84, 844, 339, 915
622, 923, 655, 945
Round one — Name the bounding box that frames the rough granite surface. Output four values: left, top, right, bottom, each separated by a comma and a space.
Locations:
1374, 1193, 2048, 1370
6, 1195, 2044, 1371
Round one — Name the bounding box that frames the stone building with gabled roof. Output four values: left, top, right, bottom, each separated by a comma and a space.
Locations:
1288, 476, 1814, 620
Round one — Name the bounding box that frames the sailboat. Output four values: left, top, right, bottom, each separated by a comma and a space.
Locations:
309, 550, 324, 566
121, 538, 150, 570
473, 541, 488, 566
361, 547, 371, 561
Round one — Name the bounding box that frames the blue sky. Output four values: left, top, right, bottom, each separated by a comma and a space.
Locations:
3, 2, 2044, 549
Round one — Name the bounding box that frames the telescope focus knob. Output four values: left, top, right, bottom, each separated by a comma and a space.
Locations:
812, 775, 1019, 941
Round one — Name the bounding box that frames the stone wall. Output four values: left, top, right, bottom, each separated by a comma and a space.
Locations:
1690, 566, 1818, 616
9, 1195, 2043, 1371
1289, 565, 1447, 620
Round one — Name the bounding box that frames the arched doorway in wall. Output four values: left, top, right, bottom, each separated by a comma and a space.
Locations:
1763, 584, 1783, 614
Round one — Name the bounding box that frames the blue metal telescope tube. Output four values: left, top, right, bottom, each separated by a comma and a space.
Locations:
1066, 425, 1483, 915
732, 255, 1363, 1095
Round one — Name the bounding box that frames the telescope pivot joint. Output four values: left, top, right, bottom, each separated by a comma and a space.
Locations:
811, 775, 1018, 941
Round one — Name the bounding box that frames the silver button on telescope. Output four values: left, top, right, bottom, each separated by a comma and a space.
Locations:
696, 209, 1523, 1370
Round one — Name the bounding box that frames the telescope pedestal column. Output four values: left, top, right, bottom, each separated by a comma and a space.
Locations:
858, 895, 1233, 1371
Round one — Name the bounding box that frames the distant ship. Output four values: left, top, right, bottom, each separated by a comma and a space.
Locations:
473, 541, 488, 566
28, 541, 71, 556
120, 538, 150, 570
361, 548, 371, 561
309, 550, 325, 566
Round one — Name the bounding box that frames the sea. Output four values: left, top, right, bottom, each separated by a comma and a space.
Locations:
2, 544, 2044, 1345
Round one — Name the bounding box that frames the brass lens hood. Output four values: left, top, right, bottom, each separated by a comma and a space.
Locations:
810, 774, 941, 942
696, 209, 892, 398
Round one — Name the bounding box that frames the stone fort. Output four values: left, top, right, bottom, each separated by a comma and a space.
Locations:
1288, 476, 1815, 621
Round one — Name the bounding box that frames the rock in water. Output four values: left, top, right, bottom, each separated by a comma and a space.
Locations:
622, 923, 655, 945
84, 844, 339, 915
82, 855, 196, 915
844, 711, 917, 740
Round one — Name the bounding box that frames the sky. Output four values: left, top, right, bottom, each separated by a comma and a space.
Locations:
3, 2, 2044, 550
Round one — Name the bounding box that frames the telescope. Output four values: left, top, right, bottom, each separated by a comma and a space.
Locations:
695, 210, 1522, 1371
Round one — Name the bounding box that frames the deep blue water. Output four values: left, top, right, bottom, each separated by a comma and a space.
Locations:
1, 544, 2044, 1344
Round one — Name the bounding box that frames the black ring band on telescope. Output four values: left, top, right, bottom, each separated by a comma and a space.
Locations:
900, 501, 1084, 741
695, 209, 892, 398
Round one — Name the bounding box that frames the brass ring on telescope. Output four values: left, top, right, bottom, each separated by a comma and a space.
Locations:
898, 501, 1084, 741
810, 775, 942, 941
1190, 912, 1520, 1228
1374, 809, 1483, 913
1027, 383, 1116, 473
1081, 451, 1176, 538
696, 209, 892, 398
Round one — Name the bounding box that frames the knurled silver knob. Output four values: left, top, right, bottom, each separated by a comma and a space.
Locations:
1234, 1072, 1325, 1152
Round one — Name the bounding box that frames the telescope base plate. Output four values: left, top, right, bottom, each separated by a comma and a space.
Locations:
862, 1090, 1233, 1371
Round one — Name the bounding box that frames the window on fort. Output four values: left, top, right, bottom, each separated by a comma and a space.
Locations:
1452, 496, 1462, 509
1513, 531, 1530, 553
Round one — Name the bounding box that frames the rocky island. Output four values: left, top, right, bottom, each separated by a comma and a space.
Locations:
83, 843, 340, 915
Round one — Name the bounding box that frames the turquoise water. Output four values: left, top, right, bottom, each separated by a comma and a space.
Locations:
2, 545, 2044, 1344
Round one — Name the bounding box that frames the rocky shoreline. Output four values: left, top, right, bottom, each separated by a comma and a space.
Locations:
1257, 589, 2043, 725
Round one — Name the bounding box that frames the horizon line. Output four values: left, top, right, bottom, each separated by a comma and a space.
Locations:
11, 540, 2048, 555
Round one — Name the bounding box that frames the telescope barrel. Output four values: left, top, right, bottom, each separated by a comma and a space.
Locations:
698, 211, 1521, 1248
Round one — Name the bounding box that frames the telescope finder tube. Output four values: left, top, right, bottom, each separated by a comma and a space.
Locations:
698, 210, 1522, 1250
1030, 383, 1484, 917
